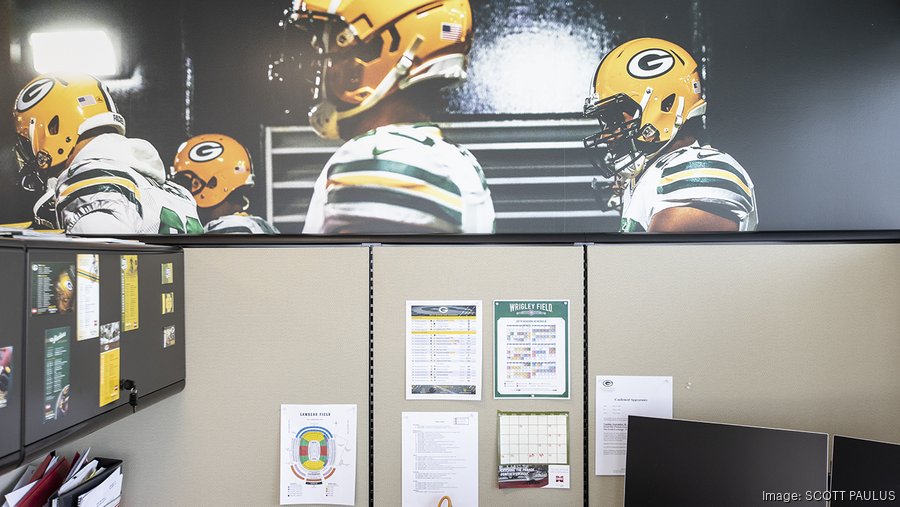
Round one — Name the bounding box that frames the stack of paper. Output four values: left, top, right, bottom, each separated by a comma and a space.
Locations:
1, 452, 70, 507
2, 449, 123, 507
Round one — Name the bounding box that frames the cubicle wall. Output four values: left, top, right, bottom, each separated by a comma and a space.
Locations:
9, 247, 373, 505
372, 246, 585, 507
3, 242, 900, 506
587, 243, 900, 506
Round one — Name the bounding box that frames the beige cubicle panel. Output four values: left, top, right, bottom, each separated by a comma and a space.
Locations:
373, 246, 585, 507
0, 247, 371, 506
177, 247, 371, 505
587, 243, 900, 506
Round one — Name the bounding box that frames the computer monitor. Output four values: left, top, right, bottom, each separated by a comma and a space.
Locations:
624, 416, 828, 507
831, 435, 900, 506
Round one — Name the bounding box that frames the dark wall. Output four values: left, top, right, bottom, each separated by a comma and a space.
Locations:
1, 0, 31, 223
8, 0, 186, 159
450, 0, 701, 116
702, 0, 900, 230
183, 0, 287, 215
2, 0, 186, 224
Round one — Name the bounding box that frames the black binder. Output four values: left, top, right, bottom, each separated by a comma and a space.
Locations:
47, 457, 122, 507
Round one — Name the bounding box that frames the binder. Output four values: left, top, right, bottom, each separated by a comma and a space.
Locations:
16, 457, 69, 507
28, 454, 54, 484
48, 458, 122, 507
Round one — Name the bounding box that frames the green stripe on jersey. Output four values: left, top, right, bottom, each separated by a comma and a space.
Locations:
660, 159, 750, 187
208, 226, 254, 234
249, 216, 279, 233
328, 186, 462, 227
58, 183, 143, 217
620, 218, 646, 233
657, 177, 752, 204
64, 165, 138, 186
328, 159, 462, 197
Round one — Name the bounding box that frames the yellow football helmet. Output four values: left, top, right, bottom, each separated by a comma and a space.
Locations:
170, 134, 254, 209
583, 38, 706, 178
13, 74, 125, 191
55, 268, 74, 313
287, 0, 473, 139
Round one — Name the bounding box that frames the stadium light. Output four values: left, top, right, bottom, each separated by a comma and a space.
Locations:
29, 29, 118, 77
467, 22, 610, 114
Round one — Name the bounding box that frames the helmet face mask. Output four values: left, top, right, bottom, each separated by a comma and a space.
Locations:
279, 0, 473, 139
290, 12, 394, 112
275, 11, 339, 107
170, 169, 208, 197
583, 93, 660, 179
277, 8, 389, 107
15, 134, 47, 192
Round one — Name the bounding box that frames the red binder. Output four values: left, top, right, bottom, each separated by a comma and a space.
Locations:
27, 453, 54, 483
17, 456, 70, 507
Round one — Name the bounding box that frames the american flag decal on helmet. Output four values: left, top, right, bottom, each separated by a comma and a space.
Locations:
77, 95, 97, 107
441, 23, 462, 41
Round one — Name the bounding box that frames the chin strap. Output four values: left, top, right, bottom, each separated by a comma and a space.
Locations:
673, 96, 685, 134
309, 36, 425, 139
32, 178, 59, 229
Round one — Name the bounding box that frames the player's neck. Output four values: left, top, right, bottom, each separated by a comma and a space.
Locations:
339, 95, 432, 139
65, 129, 124, 169
663, 135, 696, 155
646, 134, 697, 167
68, 139, 91, 166
200, 201, 243, 224
65, 135, 102, 169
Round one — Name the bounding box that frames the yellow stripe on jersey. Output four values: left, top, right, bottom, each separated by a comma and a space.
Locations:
0, 222, 64, 233
658, 168, 752, 197
58, 176, 142, 201
327, 173, 463, 209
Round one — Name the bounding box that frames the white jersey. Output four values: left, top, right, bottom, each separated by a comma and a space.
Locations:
620, 142, 758, 232
303, 124, 495, 234
205, 213, 279, 234
56, 134, 202, 235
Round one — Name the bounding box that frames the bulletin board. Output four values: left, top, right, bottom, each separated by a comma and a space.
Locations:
22, 244, 185, 457
0, 241, 25, 469
372, 246, 585, 507
587, 243, 900, 506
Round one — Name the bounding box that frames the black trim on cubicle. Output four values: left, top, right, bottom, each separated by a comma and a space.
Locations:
77, 229, 900, 248
582, 245, 589, 506
15, 238, 182, 253
368, 245, 375, 507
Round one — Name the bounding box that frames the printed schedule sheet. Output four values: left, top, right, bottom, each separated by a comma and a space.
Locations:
406, 301, 482, 400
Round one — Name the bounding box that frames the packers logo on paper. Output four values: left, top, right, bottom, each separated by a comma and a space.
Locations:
290, 426, 336, 484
